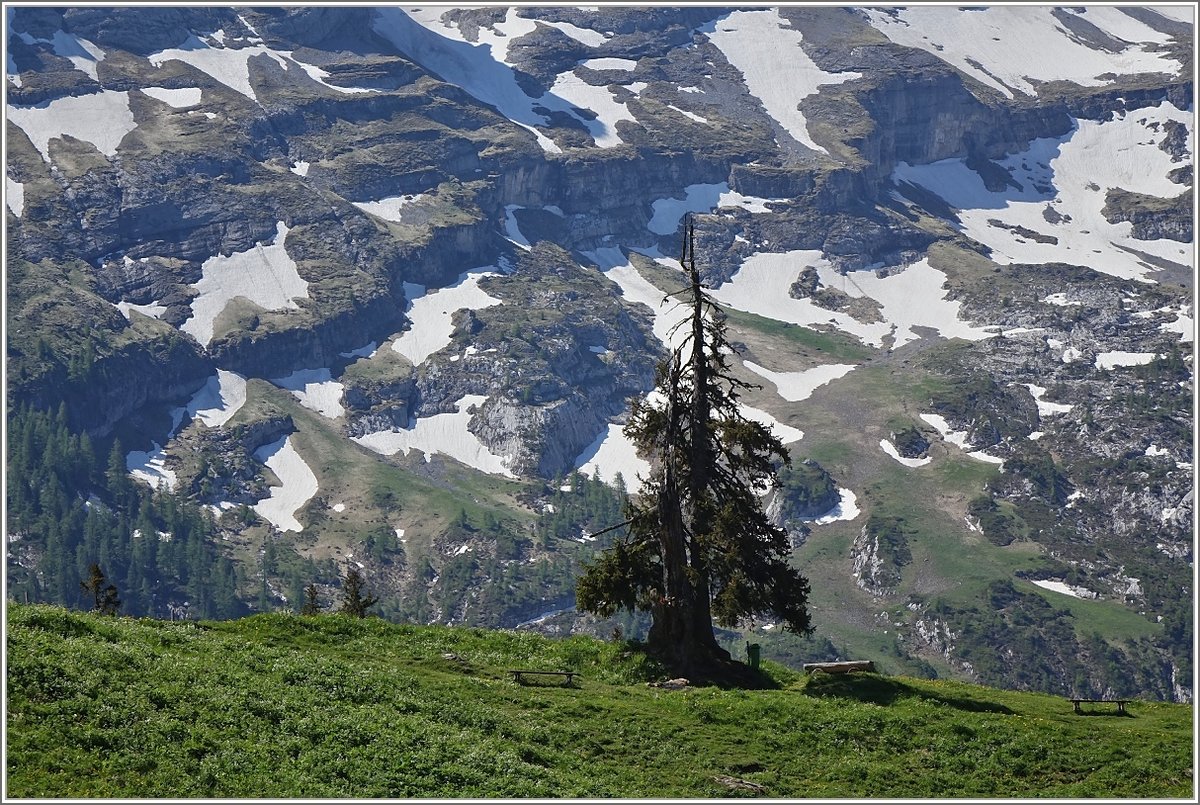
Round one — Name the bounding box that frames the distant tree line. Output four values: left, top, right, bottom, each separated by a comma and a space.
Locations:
6, 403, 241, 619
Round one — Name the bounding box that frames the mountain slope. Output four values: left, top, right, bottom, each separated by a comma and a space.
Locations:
4, 6, 1194, 701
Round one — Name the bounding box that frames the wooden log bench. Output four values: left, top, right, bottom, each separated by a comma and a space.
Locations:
803, 660, 876, 675
509, 669, 578, 686
1071, 698, 1132, 714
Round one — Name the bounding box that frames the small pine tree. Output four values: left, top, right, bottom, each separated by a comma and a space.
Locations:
80, 563, 121, 616
301, 583, 322, 616
339, 568, 378, 618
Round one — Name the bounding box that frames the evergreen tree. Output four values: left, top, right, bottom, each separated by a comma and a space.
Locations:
339, 568, 378, 618
301, 583, 322, 616
576, 216, 812, 677
80, 563, 121, 615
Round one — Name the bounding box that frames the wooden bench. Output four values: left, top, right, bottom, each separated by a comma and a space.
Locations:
803, 660, 876, 675
509, 669, 578, 686
1071, 698, 1132, 714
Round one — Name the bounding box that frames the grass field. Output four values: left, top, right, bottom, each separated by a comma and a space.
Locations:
6, 604, 1193, 799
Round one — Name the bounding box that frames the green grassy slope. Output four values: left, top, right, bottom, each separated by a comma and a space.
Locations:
5, 605, 1193, 799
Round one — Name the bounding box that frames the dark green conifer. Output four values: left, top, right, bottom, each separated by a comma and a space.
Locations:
339, 568, 378, 618
577, 216, 812, 677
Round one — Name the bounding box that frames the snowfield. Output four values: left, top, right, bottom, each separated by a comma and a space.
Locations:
7, 90, 136, 162
1030, 579, 1100, 600
548, 64, 640, 148
373, 8, 564, 152
647, 182, 786, 235
141, 86, 203, 108
705, 8, 860, 154
575, 423, 652, 485
352, 193, 427, 222
5, 176, 23, 217
271, 368, 345, 419
391, 269, 503, 366
148, 36, 370, 103
181, 222, 309, 346
352, 395, 516, 478
812, 487, 860, 525
1024, 384, 1074, 417
126, 442, 177, 491
253, 435, 320, 533
1095, 351, 1158, 370
185, 370, 248, 428
880, 439, 932, 468
893, 102, 1194, 283
920, 413, 1005, 465
710, 252, 992, 349
864, 6, 1184, 99
585, 247, 692, 351
744, 361, 857, 403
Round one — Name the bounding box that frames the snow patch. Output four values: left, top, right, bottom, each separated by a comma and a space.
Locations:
893, 103, 1194, 283
290, 160, 310, 177
711, 253, 992, 349
352, 395, 516, 478
1030, 579, 1100, 600
920, 413, 1001, 464
547, 65, 641, 148
141, 86, 203, 108
332, 503, 346, 513
1024, 384, 1073, 416
373, 9, 564, 153
706, 9, 860, 154
504, 205, 532, 249
391, 268, 502, 366
581, 57, 636, 71
5, 176, 24, 217
115, 301, 168, 321
340, 341, 378, 359
271, 368, 344, 419
812, 488, 860, 525
574, 423, 652, 484
126, 443, 177, 491
181, 222, 309, 347
185, 370, 248, 428
7, 90, 136, 162
743, 361, 856, 402
253, 435, 319, 533
864, 6, 1183, 99
739, 403, 803, 444
1095, 351, 1157, 370
584, 247, 692, 352
666, 104, 708, 124
1158, 305, 1194, 343
647, 182, 786, 235
352, 193, 426, 222
880, 439, 931, 468
1042, 293, 1075, 307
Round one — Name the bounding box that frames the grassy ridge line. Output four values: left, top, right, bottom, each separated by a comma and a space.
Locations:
5, 605, 1193, 799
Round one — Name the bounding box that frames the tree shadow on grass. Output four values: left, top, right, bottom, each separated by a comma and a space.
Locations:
802, 672, 1015, 714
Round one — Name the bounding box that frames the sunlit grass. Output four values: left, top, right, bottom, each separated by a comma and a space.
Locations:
7, 604, 1191, 799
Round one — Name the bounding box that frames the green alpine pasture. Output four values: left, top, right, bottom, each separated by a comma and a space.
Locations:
5, 604, 1193, 799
